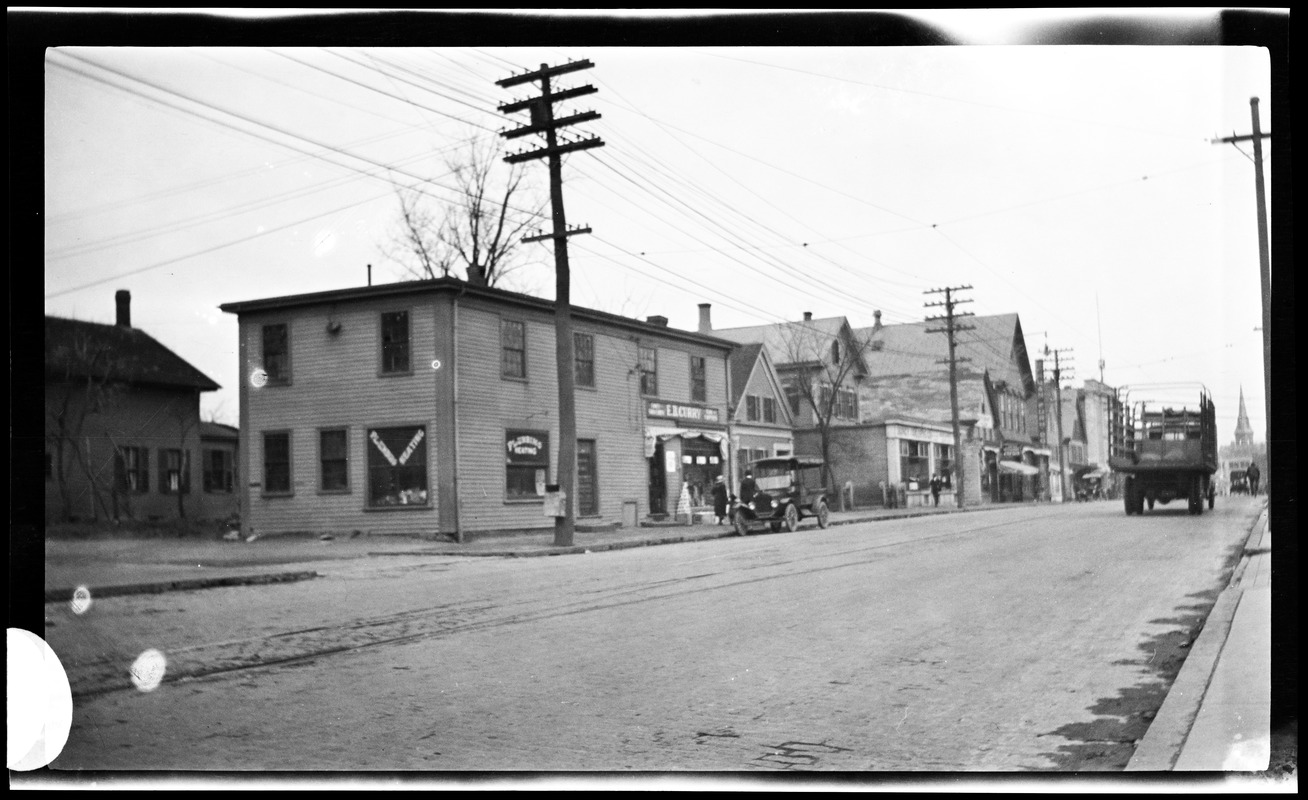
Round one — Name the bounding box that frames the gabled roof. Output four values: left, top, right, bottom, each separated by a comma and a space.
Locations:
727, 342, 765, 406
714, 315, 868, 378
200, 421, 239, 440
855, 313, 1034, 396
45, 316, 220, 392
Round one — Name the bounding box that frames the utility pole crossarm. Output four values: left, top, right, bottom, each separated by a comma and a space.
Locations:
504, 136, 606, 164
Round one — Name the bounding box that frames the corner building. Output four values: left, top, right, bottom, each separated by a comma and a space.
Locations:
220, 278, 734, 541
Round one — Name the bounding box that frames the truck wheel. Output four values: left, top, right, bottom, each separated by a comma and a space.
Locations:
733, 513, 750, 537
816, 500, 830, 529
784, 503, 799, 532
1123, 482, 1135, 515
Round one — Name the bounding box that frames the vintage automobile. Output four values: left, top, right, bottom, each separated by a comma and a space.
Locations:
731, 455, 831, 535
1228, 469, 1250, 495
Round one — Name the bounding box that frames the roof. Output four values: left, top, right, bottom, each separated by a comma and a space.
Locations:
219, 276, 737, 352
45, 316, 220, 392
200, 421, 239, 440
727, 342, 764, 405
855, 313, 1034, 395
713, 316, 851, 366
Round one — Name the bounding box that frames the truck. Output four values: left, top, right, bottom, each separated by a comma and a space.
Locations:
1109, 385, 1217, 516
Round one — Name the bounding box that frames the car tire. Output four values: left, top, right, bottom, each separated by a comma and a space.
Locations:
816, 500, 830, 529
733, 513, 750, 537
784, 503, 799, 532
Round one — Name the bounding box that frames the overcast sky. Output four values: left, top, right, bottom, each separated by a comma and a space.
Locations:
40, 10, 1279, 443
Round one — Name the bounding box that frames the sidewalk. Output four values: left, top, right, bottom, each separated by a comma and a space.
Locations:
1127, 502, 1273, 774
43, 503, 986, 601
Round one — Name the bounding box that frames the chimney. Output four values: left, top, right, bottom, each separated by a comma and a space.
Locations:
697, 303, 712, 333
467, 264, 487, 287
803, 311, 812, 322
115, 290, 131, 327
646, 315, 669, 327
872, 309, 882, 332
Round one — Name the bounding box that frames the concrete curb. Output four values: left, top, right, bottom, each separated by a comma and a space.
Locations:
44, 570, 320, 604
1125, 506, 1269, 771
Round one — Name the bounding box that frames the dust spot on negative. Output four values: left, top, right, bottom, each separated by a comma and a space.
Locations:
129, 649, 167, 692
70, 586, 92, 615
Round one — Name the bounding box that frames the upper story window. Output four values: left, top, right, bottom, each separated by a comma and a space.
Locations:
380, 311, 411, 374
784, 383, 801, 416
763, 397, 777, 424
831, 340, 842, 364
501, 319, 526, 379
262, 323, 290, 384
690, 355, 707, 402
574, 332, 595, 387
639, 346, 658, 396
746, 395, 760, 421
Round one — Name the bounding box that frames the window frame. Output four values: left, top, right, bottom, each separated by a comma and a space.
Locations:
202, 448, 235, 494
763, 396, 777, 424
574, 331, 595, 388
261, 322, 292, 385
319, 427, 351, 494
745, 395, 760, 422
899, 439, 930, 486
638, 345, 658, 397
379, 309, 412, 376
365, 424, 430, 509
500, 318, 528, 380
159, 448, 191, 495
690, 355, 707, 402
505, 429, 550, 502
577, 437, 599, 517
262, 430, 293, 496
933, 442, 955, 488
115, 446, 150, 495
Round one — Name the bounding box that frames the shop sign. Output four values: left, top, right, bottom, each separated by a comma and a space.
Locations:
647, 401, 720, 424
1001, 442, 1024, 459
506, 432, 548, 462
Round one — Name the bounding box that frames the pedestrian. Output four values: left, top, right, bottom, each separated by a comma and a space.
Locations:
1246, 462, 1260, 496
929, 473, 943, 507
711, 475, 729, 525
739, 470, 757, 506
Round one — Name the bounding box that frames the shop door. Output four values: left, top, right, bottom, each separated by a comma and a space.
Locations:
648, 442, 667, 515
577, 439, 598, 517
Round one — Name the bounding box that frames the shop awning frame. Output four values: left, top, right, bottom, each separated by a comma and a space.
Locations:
998, 460, 1040, 476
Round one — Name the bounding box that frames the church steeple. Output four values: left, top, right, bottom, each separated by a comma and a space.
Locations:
1234, 386, 1255, 446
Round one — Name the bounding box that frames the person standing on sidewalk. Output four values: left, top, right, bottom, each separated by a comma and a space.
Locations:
929, 473, 943, 507
711, 476, 729, 525
1246, 462, 1261, 496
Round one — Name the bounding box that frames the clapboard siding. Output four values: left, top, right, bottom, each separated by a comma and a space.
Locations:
240, 301, 440, 536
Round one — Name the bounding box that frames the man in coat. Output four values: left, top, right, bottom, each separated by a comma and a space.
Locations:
711, 475, 729, 525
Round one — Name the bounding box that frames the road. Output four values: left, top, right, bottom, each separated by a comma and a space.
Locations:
48, 498, 1259, 773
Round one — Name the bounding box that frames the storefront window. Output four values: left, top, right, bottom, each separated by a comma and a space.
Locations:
367, 425, 428, 507
934, 443, 954, 487
900, 440, 929, 485
506, 429, 549, 500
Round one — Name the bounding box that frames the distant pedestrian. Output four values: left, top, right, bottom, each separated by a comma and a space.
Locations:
712, 476, 729, 524
1246, 462, 1261, 496
739, 470, 757, 506
929, 474, 943, 507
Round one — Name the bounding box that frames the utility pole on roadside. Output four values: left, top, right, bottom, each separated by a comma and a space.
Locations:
1049, 348, 1074, 502
498, 60, 604, 547
1211, 97, 1272, 475
925, 286, 974, 509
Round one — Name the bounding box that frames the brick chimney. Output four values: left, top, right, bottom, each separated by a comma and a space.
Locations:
872, 309, 882, 332
646, 315, 669, 327
115, 290, 132, 327
697, 303, 712, 333
802, 311, 812, 322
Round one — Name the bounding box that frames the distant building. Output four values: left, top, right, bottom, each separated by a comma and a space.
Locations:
45, 291, 227, 524
717, 320, 796, 485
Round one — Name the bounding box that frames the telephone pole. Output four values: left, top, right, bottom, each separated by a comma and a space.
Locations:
1049, 348, 1074, 502
498, 60, 604, 547
925, 286, 974, 508
1212, 97, 1271, 465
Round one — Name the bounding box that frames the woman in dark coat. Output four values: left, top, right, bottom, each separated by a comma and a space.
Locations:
711, 476, 729, 524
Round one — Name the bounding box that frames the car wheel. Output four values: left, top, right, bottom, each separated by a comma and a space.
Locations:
784, 503, 799, 532
733, 513, 750, 537
816, 500, 830, 529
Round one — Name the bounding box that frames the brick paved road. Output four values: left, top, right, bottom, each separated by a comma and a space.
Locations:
48, 499, 1258, 773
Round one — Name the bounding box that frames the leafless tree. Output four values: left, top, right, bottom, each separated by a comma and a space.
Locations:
386, 136, 543, 288
780, 320, 878, 496
46, 332, 125, 522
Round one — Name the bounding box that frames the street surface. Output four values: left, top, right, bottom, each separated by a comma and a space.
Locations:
48, 498, 1259, 772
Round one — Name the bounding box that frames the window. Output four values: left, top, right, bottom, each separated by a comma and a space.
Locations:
577, 438, 599, 516
639, 346, 658, 396
900, 440, 930, 485
203, 449, 235, 493
934, 443, 954, 488
690, 355, 707, 402
831, 340, 841, 364
746, 395, 760, 422
506, 430, 549, 500
367, 425, 428, 507
574, 332, 595, 387
160, 448, 190, 494
115, 446, 149, 494
784, 383, 801, 416
320, 429, 349, 492
501, 319, 526, 379
381, 311, 410, 374
263, 432, 292, 494
763, 397, 777, 424
262, 323, 290, 384
836, 388, 858, 420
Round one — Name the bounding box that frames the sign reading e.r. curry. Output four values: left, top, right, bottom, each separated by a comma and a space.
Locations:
646, 401, 720, 424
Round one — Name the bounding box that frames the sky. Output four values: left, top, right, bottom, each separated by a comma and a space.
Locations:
38, 9, 1281, 445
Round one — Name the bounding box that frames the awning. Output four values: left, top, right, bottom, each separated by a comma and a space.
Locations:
998, 460, 1040, 476
643, 427, 728, 459
1080, 469, 1108, 480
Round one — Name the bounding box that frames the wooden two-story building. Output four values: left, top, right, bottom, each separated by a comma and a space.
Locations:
219, 278, 736, 541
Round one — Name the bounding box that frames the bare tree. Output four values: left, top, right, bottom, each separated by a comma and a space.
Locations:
46, 332, 126, 522
387, 136, 542, 288
779, 320, 878, 497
